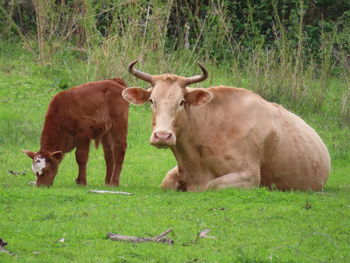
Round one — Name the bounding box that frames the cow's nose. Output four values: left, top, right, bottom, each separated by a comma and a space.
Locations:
154, 131, 172, 141
151, 130, 176, 147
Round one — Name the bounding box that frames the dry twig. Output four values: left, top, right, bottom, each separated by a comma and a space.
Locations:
107, 229, 174, 245
0, 238, 14, 255
8, 170, 26, 176
182, 229, 217, 246
88, 190, 132, 196
199, 229, 215, 239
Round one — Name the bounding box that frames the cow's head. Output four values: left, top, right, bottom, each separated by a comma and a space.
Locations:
122, 60, 212, 148
22, 150, 63, 187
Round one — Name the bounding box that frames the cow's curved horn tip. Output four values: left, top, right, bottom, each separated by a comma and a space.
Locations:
129, 59, 139, 66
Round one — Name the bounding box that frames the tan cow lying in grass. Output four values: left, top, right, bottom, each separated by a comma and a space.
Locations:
122, 60, 330, 192
23, 78, 129, 187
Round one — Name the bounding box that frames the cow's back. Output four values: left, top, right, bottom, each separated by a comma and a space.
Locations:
44, 78, 128, 144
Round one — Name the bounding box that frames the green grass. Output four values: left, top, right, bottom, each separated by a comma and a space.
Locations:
1, 44, 350, 263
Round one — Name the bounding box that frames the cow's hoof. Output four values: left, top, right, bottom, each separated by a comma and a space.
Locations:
75, 179, 87, 186
107, 182, 119, 187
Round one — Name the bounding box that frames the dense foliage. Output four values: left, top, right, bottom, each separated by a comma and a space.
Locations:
1, 0, 349, 62
0, 1, 349, 119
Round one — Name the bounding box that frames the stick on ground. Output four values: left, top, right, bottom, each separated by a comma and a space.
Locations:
8, 170, 26, 176
107, 229, 174, 245
190, 229, 216, 244
0, 238, 14, 255
88, 190, 132, 196
199, 229, 215, 239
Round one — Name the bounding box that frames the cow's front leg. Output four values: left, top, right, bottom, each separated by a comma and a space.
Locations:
205, 169, 260, 190
75, 141, 90, 186
161, 166, 187, 191
161, 166, 179, 190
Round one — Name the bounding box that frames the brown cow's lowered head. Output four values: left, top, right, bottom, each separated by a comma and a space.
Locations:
122, 60, 212, 148
22, 150, 63, 187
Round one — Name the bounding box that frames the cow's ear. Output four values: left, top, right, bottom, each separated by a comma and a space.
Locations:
185, 90, 213, 106
122, 87, 151, 105
51, 151, 63, 162
22, 150, 36, 159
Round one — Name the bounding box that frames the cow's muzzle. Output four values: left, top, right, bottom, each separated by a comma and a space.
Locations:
150, 130, 176, 148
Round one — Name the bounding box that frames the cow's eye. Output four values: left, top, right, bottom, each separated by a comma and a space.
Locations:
179, 99, 185, 107
149, 99, 156, 109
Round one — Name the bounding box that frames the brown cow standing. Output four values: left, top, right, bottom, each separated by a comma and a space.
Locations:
23, 78, 129, 187
122, 60, 330, 192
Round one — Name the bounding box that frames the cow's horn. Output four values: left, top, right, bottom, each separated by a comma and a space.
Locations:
184, 63, 208, 85
128, 60, 154, 84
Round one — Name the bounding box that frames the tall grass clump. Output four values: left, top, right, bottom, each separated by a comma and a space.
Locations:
1, 0, 349, 119
85, 0, 175, 81
200, 1, 348, 118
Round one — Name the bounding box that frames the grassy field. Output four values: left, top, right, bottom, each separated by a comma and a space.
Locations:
1, 43, 350, 263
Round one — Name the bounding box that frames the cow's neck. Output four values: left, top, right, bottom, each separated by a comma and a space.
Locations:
175, 106, 211, 150
172, 136, 214, 190
40, 118, 71, 153
171, 108, 216, 185
173, 128, 202, 168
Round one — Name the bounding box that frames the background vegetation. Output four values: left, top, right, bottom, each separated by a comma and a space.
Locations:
0, 0, 349, 114
0, 0, 349, 262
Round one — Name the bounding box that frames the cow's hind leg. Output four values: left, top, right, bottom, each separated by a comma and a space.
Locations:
109, 137, 126, 186
102, 133, 115, 186
102, 128, 127, 187
205, 169, 260, 190
75, 140, 90, 185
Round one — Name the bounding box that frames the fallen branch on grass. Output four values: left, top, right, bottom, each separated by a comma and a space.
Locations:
0, 238, 14, 255
8, 170, 26, 176
188, 229, 216, 245
0, 238, 7, 247
88, 190, 132, 196
199, 229, 215, 239
107, 229, 174, 245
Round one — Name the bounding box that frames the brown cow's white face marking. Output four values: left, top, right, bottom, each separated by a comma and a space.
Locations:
32, 155, 46, 176
23, 149, 63, 187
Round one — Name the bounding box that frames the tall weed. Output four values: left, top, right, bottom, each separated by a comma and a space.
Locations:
3, 0, 349, 121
